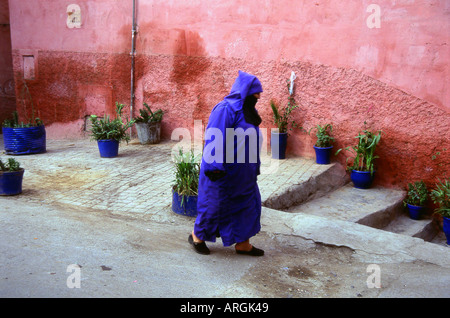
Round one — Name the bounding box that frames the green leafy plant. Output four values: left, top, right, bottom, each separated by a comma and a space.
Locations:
430, 179, 450, 218
335, 125, 382, 174
3, 80, 43, 128
404, 181, 428, 207
89, 102, 135, 143
270, 80, 301, 134
172, 148, 200, 205
0, 158, 22, 172
134, 102, 164, 123
2, 111, 43, 128
310, 124, 335, 148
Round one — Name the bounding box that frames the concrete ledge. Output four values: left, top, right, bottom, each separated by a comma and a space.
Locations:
384, 214, 439, 241
287, 184, 405, 228
261, 207, 450, 268
261, 161, 348, 210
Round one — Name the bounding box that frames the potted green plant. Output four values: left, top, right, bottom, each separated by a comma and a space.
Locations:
2, 112, 45, 155
270, 79, 301, 159
171, 148, 200, 217
2, 80, 46, 155
134, 102, 164, 144
89, 102, 135, 158
2, 80, 45, 155
335, 125, 382, 189
430, 178, 450, 245
310, 124, 335, 164
403, 181, 428, 220
0, 158, 24, 196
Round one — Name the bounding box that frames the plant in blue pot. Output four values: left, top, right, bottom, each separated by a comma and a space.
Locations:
0, 158, 24, 196
336, 125, 382, 189
171, 148, 200, 217
403, 180, 428, 220
430, 178, 450, 245
2, 80, 46, 155
310, 124, 335, 164
89, 102, 135, 158
270, 78, 301, 160
2, 113, 45, 155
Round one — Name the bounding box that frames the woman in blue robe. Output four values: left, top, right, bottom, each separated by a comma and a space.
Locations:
188, 71, 264, 256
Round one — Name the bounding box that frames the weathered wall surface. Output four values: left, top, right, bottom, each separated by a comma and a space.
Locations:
0, 0, 15, 125
7, 0, 450, 187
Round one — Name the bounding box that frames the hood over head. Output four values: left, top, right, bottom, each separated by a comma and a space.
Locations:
224, 70, 263, 112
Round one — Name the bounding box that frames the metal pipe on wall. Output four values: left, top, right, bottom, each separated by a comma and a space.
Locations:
130, 0, 137, 132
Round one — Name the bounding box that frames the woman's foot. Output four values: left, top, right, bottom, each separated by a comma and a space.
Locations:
236, 246, 264, 256
235, 240, 264, 256
188, 232, 210, 255
191, 231, 203, 243
235, 240, 252, 252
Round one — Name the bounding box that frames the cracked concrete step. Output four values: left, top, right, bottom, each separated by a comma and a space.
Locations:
259, 158, 348, 210
382, 213, 439, 242
283, 182, 440, 243
261, 206, 450, 268
285, 183, 405, 230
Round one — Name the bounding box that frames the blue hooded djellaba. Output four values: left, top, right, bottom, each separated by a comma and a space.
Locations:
194, 70, 264, 246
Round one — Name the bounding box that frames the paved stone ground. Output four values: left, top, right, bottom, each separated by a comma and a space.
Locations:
6, 139, 332, 220
1, 138, 449, 298
10, 140, 175, 217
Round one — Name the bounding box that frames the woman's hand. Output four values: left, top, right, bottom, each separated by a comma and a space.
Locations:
205, 170, 226, 181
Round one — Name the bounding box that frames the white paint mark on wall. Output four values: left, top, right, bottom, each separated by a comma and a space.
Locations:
225, 37, 249, 59
23, 55, 35, 80
406, 46, 426, 66
355, 45, 379, 73
67, 4, 82, 29
366, 4, 381, 29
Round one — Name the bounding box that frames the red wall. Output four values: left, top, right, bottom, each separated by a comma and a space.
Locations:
0, 0, 15, 125
8, 0, 450, 188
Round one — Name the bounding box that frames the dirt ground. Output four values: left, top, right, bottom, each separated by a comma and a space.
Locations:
225, 231, 446, 298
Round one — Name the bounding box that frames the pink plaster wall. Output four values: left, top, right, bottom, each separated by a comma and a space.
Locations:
7, 0, 450, 188
0, 0, 15, 125
9, 0, 449, 111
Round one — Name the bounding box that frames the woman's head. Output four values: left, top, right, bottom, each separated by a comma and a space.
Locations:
225, 70, 263, 113
243, 93, 262, 126
247, 77, 263, 98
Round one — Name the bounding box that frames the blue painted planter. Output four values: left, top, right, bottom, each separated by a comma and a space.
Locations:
2, 126, 46, 155
97, 139, 119, 158
443, 217, 450, 245
271, 132, 288, 159
351, 170, 374, 189
172, 189, 198, 217
0, 169, 24, 196
313, 145, 333, 164
406, 204, 425, 220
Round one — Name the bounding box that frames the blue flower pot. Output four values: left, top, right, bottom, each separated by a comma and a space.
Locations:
2, 126, 46, 155
271, 132, 288, 159
172, 189, 197, 217
313, 145, 333, 164
351, 170, 374, 189
0, 169, 24, 196
406, 204, 425, 220
97, 139, 119, 158
443, 217, 450, 245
